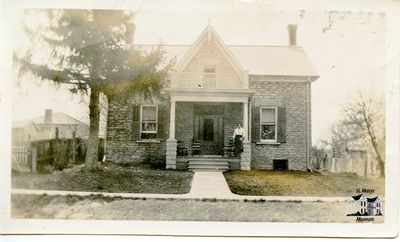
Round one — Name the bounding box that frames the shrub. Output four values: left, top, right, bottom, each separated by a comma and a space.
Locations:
142, 150, 165, 170
51, 139, 72, 170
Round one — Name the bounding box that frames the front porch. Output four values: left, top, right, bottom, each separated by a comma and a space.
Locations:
165, 89, 253, 170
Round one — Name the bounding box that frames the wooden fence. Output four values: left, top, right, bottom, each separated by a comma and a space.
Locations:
11, 145, 31, 173
12, 138, 104, 174
326, 150, 369, 177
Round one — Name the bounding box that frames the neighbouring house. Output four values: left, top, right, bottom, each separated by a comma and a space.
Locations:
12, 109, 89, 146
12, 109, 89, 172
106, 24, 319, 170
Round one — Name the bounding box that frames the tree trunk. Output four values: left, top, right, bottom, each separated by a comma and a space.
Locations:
85, 87, 100, 168
363, 110, 385, 177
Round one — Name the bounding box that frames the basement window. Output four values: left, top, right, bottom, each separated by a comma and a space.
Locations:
273, 159, 288, 171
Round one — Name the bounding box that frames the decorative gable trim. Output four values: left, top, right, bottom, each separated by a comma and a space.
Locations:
176, 24, 247, 74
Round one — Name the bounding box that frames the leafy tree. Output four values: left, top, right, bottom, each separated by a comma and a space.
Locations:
15, 9, 173, 168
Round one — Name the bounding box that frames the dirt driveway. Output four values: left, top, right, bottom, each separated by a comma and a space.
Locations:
12, 194, 384, 223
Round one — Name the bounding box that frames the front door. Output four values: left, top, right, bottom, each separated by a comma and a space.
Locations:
194, 115, 224, 155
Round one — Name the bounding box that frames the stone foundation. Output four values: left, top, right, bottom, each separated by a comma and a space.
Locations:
166, 139, 177, 169
240, 141, 251, 170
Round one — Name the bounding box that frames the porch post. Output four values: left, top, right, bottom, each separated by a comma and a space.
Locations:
166, 100, 177, 169
169, 100, 176, 140
241, 101, 251, 170
243, 101, 248, 141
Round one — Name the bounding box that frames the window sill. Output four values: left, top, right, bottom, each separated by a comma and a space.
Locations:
136, 139, 161, 144
256, 141, 281, 145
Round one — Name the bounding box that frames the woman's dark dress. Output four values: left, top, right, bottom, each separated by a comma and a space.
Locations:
234, 134, 243, 156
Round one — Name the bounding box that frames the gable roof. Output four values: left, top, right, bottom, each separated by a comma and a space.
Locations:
351, 194, 366, 201
31, 112, 87, 126
367, 197, 380, 203
12, 112, 88, 128
136, 44, 319, 78
175, 24, 245, 74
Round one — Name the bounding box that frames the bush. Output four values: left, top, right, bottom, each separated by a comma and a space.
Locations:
51, 139, 72, 170
142, 150, 165, 170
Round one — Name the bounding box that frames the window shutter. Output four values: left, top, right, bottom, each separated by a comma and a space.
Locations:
132, 105, 140, 140
277, 106, 286, 143
251, 106, 260, 142
157, 105, 166, 140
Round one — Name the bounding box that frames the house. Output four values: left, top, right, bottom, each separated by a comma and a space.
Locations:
348, 194, 368, 216
347, 194, 382, 216
367, 196, 383, 216
106, 24, 319, 170
12, 109, 89, 146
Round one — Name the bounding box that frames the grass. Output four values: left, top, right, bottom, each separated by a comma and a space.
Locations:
224, 170, 385, 197
11, 194, 384, 223
12, 162, 193, 194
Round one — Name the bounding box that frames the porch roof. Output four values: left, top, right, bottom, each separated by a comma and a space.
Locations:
135, 45, 319, 78
166, 88, 254, 103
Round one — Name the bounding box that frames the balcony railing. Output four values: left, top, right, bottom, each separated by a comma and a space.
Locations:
171, 72, 249, 89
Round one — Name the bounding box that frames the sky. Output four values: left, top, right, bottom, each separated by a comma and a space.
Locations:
8, 0, 400, 144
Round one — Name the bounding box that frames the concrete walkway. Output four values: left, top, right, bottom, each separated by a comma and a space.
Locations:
188, 171, 235, 199
11, 171, 349, 202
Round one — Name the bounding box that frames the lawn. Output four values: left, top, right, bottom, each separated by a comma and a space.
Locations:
12, 162, 193, 194
224, 170, 385, 197
11, 194, 384, 223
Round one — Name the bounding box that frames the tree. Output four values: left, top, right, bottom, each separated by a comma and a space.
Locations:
15, 9, 173, 168
341, 92, 385, 176
324, 92, 385, 176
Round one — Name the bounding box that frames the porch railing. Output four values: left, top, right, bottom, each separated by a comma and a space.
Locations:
171, 72, 249, 89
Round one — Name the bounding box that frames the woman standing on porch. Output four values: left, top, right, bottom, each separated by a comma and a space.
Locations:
232, 123, 245, 157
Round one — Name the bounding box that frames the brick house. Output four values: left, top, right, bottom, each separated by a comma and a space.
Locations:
106, 24, 319, 170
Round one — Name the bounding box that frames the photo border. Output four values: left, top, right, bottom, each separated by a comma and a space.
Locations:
1, 0, 398, 237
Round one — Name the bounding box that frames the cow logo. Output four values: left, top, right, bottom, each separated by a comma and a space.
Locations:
347, 194, 383, 217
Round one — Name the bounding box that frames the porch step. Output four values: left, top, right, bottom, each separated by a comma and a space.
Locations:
188, 159, 229, 171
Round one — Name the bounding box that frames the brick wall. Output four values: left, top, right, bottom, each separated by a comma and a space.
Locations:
223, 103, 243, 144
249, 76, 311, 171
175, 102, 194, 155
175, 102, 243, 156
106, 76, 312, 171
106, 94, 169, 164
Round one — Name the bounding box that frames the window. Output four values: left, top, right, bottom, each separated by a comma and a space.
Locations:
203, 67, 216, 73
260, 107, 277, 141
203, 67, 216, 88
140, 105, 157, 139
273, 159, 288, 171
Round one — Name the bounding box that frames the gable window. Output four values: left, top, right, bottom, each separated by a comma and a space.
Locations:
140, 105, 157, 139
203, 67, 216, 88
260, 107, 277, 141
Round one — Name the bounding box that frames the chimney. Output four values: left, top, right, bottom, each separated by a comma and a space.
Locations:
287, 24, 298, 46
44, 109, 53, 123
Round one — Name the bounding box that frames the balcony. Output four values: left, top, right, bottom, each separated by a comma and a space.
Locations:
171, 72, 249, 89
